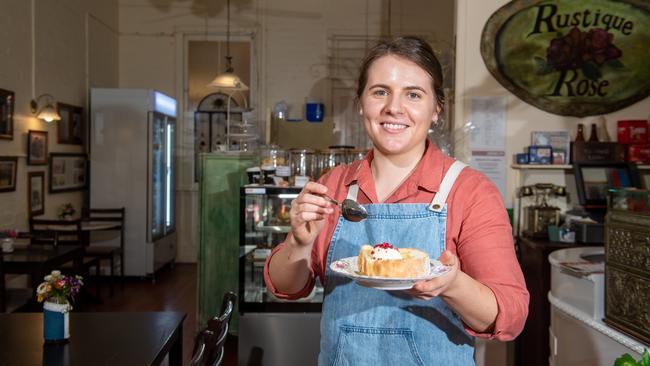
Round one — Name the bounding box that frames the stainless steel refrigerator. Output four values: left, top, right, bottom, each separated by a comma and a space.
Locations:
90, 88, 177, 277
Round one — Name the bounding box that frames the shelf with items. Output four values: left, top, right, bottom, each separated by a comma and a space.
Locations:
194, 92, 256, 182
512, 164, 650, 170
511, 164, 573, 170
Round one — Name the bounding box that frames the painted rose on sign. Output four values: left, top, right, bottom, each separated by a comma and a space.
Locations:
481, 0, 650, 117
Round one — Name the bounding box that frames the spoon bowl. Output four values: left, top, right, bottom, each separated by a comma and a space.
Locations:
320, 194, 368, 222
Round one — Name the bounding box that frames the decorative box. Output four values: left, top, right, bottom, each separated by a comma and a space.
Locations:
571, 141, 625, 163
528, 145, 552, 164
617, 120, 648, 144
515, 153, 529, 164
604, 189, 650, 345
626, 144, 650, 164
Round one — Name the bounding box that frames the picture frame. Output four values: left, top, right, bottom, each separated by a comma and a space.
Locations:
531, 131, 571, 165
0, 88, 14, 140
0, 156, 18, 192
28, 171, 45, 216
49, 153, 88, 193
28, 130, 48, 165
57, 103, 84, 145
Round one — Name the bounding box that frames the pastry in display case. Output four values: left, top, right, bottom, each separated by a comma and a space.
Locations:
239, 186, 324, 311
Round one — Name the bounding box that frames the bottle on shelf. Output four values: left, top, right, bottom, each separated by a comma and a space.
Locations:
596, 116, 611, 142
575, 123, 586, 142
588, 123, 599, 142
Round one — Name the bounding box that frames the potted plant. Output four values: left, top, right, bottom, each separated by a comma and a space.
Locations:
37, 270, 83, 343
615, 350, 650, 366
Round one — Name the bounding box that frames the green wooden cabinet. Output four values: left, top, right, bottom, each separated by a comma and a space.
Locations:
197, 153, 256, 332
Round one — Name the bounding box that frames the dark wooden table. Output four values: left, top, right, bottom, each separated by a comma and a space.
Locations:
2, 245, 84, 298
0, 312, 186, 366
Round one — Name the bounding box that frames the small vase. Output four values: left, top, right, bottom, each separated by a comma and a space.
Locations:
43, 301, 71, 344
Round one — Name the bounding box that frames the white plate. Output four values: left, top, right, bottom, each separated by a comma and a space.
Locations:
329, 256, 452, 290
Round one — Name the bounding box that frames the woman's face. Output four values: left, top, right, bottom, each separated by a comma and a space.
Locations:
360, 54, 439, 158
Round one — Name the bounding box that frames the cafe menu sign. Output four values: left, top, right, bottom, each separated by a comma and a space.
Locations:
481, 0, 650, 117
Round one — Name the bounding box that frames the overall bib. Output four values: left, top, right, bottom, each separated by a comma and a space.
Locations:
319, 161, 475, 366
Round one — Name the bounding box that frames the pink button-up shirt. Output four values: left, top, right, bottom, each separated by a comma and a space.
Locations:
264, 141, 529, 341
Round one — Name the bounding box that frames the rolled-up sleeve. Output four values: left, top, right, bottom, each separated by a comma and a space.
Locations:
263, 237, 317, 300
452, 175, 529, 341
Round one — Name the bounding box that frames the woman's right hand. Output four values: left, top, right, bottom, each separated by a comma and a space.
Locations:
289, 181, 334, 247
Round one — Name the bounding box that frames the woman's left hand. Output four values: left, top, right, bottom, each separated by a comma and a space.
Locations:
406, 250, 459, 300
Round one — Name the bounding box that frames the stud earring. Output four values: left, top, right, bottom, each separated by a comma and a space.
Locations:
359, 109, 363, 115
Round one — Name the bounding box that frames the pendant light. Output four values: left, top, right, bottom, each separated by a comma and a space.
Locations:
208, 0, 248, 91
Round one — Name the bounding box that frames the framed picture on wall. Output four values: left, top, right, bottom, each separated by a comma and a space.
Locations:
49, 153, 87, 193
28, 171, 45, 216
57, 103, 84, 145
0, 88, 14, 140
28, 130, 48, 165
0, 156, 18, 192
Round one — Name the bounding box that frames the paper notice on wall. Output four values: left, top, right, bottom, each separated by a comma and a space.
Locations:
468, 96, 507, 200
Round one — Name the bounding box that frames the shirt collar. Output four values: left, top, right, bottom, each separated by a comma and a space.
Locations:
342, 139, 446, 194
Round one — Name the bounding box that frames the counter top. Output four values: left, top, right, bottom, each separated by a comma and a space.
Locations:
548, 292, 646, 355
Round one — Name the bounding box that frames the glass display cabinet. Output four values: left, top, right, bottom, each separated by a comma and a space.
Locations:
239, 186, 324, 312
239, 185, 323, 365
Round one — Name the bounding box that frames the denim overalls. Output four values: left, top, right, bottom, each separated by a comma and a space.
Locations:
319, 161, 475, 366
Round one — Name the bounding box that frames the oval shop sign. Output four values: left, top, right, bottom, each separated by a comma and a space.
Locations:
481, 0, 650, 117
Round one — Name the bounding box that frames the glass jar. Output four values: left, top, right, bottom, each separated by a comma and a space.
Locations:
318, 148, 351, 178
260, 145, 289, 168
289, 148, 316, 185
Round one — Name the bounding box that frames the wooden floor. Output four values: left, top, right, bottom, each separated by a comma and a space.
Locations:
82, 263, 237, 366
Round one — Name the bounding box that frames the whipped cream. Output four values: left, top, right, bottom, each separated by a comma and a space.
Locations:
371, 243, 402, 260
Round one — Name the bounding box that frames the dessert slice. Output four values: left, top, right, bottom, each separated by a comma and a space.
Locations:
357, 242, 430, 278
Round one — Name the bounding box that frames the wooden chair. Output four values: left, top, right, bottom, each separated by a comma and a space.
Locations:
81, 208, 125, 296
190, 292, 237, 366
28, 218, 102, 301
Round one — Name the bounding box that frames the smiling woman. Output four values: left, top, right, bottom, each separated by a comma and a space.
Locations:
265, 36, 529, 366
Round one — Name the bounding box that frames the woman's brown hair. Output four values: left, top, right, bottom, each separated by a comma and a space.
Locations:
356, 36, 445, 112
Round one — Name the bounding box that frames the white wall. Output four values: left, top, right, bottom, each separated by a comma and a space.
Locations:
0, 0, 118, 231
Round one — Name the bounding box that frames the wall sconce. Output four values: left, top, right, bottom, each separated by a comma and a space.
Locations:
30, 94, 61, 122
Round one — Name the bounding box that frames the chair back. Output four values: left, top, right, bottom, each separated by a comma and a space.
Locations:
82, 208, 125, 225
29, 218, 83, 246
82, 208, 125, 249
190, 292, 237, 366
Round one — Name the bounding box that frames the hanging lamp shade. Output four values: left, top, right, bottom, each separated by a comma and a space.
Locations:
37, 103, 61, 122
207, 0, 248, 91
30, 94, 61, 122
208, 69, 249, 91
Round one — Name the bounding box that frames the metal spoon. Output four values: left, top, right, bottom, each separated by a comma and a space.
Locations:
319, 194, 368, 222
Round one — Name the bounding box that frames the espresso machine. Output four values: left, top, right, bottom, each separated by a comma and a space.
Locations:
520, 183, 565, 238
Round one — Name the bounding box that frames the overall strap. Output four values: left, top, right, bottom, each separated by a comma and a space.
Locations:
429, 160, 468, 212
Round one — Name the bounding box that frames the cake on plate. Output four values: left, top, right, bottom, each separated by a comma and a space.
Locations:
357, 242, 430, 278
